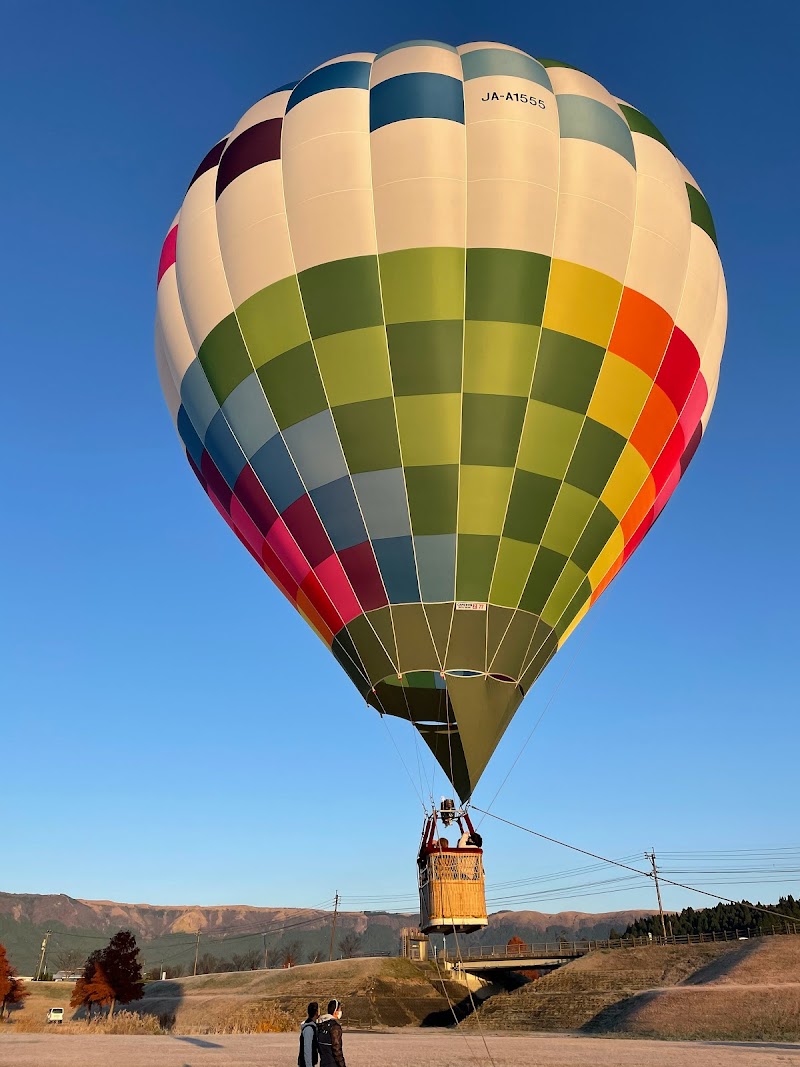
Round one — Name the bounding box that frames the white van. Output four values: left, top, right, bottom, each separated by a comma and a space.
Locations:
47, 1008, 64, 1024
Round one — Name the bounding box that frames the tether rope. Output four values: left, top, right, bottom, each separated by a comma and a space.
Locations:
433, 831, 497, 1067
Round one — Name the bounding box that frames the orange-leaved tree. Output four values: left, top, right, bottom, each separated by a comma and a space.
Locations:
70, 974, 92, 1023
71, 961, 116, 1023
506, 935, 540, 981
0, 943, 30, 1020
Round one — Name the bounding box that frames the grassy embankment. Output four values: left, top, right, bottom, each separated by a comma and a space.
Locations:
1, 957, 471, 1035
465, 936, 800, 1042
7, 940, 800, 1041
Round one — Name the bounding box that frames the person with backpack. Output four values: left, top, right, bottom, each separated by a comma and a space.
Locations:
298, 1001, 319, 1067
316, 998, 346, 1067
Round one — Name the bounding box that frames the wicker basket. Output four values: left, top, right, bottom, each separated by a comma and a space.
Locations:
419, 849, 488, 934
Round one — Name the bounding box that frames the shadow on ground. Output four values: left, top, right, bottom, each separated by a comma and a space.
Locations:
171, 1035, 223, 1048
423, 972, 530, 1026
129, 980, 184, 1030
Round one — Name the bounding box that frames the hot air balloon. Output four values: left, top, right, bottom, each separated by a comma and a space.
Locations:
155, 41, 725, 934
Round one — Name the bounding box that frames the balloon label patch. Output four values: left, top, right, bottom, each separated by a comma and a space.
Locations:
455, 602, 488, 612
480, 92, 546, 108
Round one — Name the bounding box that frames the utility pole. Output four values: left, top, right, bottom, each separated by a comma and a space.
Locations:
645, 849, 667, 940
328, 892, 339, 962
35, 930, 51, 981
193, 931, 200, 977
262, 933, 268, 970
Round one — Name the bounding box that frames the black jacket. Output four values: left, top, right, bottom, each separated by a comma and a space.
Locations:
316, 1014, 346, 1067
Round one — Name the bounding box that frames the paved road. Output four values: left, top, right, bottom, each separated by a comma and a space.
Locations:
1, 1031, 799, 1066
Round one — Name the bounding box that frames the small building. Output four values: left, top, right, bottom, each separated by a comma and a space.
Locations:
53, 970, 82, 982
400, 928, 429, 962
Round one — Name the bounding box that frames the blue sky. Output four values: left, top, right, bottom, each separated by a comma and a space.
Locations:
2, 0, 798, 921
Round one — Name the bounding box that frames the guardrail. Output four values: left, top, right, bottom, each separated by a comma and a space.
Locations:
447, 922, 800, 962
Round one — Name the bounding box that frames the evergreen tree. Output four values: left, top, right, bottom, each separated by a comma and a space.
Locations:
101, 931, 144, 1016
71, 930, 144, 1019
621, 897, 800, 939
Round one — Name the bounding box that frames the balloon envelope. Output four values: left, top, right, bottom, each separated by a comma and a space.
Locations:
155, 42, 725, 800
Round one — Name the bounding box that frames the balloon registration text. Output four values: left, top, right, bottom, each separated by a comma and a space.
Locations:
480, 91, 547, 107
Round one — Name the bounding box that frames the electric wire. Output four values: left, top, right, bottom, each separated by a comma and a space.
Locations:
473, 807, 800, 926
338, 846, 800, 912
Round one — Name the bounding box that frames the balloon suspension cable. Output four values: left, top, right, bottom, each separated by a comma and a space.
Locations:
398, 675, 436, 804
373, 695, 427, 814
477, 613, 596, 829
472, 807, 800, 926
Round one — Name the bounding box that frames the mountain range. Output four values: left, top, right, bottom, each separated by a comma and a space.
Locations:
0, 891, 653, 973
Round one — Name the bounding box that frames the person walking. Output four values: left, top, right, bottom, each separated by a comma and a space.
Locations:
298, 1001, 319, 1067
316, 998, 346, 1067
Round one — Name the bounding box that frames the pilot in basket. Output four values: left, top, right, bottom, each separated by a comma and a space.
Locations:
417, 799, 488, 935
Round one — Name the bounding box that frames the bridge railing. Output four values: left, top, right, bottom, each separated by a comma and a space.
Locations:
446, 922, 800, 962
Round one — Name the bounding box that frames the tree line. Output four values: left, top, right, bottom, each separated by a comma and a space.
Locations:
612, 896, 800, 940
155, 931, 364, 978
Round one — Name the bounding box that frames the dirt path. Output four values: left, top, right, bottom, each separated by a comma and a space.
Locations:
2, 1031, 799, 1066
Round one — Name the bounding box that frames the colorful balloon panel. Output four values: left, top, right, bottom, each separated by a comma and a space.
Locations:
155, 42, 726, 800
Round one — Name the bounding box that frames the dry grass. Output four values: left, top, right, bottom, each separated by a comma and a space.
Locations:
466, 937, 800, 1042
584, 937, 800, 1041
208, 1001, 296, 1034
0, 1003, 293, 1037
463, 943, 738, 1031
593, 986, 800, 1042
682, 935, 800, 985
3, 1011, 164, 1035
542, 942, 736, 989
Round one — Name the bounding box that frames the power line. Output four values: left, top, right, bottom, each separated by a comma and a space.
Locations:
473, 807, 800, 926
203, 911, 337, 946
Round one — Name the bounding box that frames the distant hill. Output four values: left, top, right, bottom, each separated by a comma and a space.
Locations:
0, 890, 653, 974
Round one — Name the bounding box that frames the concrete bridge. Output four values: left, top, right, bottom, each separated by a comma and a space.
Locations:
442, 939, 588, 976
441, 925, 800, 976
